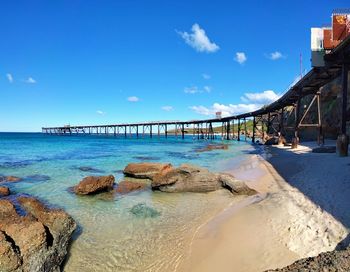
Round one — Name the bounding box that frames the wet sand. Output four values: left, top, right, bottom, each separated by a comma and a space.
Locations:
178, 141, 349, 272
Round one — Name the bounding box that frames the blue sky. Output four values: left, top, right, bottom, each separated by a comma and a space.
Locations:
0, 0, 347, 132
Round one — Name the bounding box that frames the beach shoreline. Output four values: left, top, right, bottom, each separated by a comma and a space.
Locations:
178, 141, 350, 272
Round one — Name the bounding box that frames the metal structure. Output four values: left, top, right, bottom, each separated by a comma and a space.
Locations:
43, 22, 350, 155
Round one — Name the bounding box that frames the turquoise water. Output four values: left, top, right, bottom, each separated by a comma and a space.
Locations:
0, 133, 253, 271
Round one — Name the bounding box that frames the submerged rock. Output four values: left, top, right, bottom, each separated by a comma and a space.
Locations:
266, 247, 350, 272
0, 196, 76, 272
0, 176, 22, 183
196, 144, 229, 152
219, 173, 257, 195
115, 180, 148, 195
151, 164, 222, 193
0, 186, 10, 196
76, 166, 104, 173
74, 175, 115, 195
130, 203, 161, 218
123, 162, 173, 179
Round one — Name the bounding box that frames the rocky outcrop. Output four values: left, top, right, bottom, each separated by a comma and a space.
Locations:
196, 144, 229, 152
266, 247, 350, 272
123, 163, 173, 179
0, 196, 76, 272
0, 186, 10, 196
122, 162, 257, 195
152, 164, 222, 193
74, 175, 115, 195
115, 180, 147, 194
219, 173, 257, 195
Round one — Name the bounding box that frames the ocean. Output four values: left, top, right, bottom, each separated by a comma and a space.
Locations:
0, 132, 253, 271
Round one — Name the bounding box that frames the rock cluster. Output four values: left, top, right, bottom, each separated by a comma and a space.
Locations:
123, 162, 257, 195
0, 196, 76, 272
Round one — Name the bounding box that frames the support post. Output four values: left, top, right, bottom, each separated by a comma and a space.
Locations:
252, 116, 256, 143
124, 126, 127, 138
292, 100, 300, 149
244, 118, 247, 141
150, 125, 153, 138
165, 124, 168, 138
337, 64, 349, 156
181, 124, 185, 139
238, 119, 241, 141
136, 126, 139, 138
316, 92, 323, 145
226, 121, 230, 140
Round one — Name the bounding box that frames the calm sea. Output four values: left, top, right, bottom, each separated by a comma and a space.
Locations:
0, 132, 254, 271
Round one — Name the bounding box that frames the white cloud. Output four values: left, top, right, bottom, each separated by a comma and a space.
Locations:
177, 24, 219, 53
240, 90, 280, 104
184, 85, 212, 94
24, 77, 36, 84
202, 73, 211, 80
96, 110, 106, 115
234, 52, 247, 64
184, 86, 199, 94
161, 106, 174, 111
268, 51, 285, 60
190, 103, 260, 117
190, 90, 280, 117
203, 86, 211, 93
127, 96, 139, 102
6, 73, 13, 83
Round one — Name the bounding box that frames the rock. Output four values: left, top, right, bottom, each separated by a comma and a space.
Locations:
130, 203, 161, 218
0, 186, 10, 196
266, 247, 350, 272
0, 196, 76, 272
219, 173, 257, 195
151, 164, 222, 193
196, 144, 229, 152
76, 166, 104, 173
74, 175, 115, 195
312, 146, 336, 153
0, 230, 22, 271
0, 176, 22, 182
123, 163, 173, 179
115, 180, 148, 194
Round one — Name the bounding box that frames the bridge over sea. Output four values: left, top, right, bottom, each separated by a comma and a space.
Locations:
43, 35, 350, 156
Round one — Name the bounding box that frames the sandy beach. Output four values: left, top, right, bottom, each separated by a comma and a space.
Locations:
178, 141, 350, 272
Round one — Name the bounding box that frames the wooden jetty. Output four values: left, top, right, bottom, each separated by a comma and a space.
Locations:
43, 27, 350, 155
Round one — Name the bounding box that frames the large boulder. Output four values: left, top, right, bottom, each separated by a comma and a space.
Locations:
219, 173, 257, 195
123, 163, 173, 179
0, 186, 10, 196
115, 180, 148, 194
0, 196, 76, 272
74, 175, 115, 195
151, 164, 222, 193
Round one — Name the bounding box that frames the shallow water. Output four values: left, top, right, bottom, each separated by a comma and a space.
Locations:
0, 133, 253, 271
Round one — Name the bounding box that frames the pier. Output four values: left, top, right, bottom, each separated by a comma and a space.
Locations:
43, 20, 350, 155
